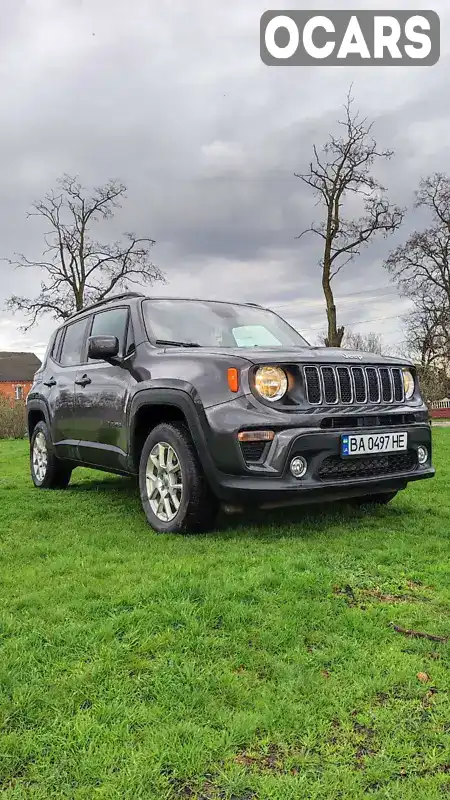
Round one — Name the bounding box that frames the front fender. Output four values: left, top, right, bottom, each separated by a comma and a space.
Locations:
127, 385, 220, 490
26, 398, 52, 440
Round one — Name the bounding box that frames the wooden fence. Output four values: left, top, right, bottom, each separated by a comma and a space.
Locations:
429, 399, 450, 418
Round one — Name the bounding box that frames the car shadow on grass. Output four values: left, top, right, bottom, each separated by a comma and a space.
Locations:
217, 498, 409, 535
67, 471, 415, 537
70, 473, 137, 493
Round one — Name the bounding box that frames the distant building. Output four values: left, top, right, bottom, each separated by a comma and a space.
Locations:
0, 351, 41, 402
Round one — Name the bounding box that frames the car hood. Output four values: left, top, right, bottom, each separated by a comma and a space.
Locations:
200, 346, 411, 367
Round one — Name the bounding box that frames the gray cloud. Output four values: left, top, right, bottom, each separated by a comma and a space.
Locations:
1, 0, 449, 356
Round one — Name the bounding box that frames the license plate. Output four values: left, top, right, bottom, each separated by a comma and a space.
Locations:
341, 432, 407, 457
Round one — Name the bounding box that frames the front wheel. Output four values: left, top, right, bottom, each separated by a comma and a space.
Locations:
30, 421, 72, 489
139, 422, 218, 533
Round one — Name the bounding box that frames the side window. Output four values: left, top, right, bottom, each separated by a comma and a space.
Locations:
125, 317, 135, 357
89, 308, 129, 358
60, 318, 90, 366
51, 328, 64, 362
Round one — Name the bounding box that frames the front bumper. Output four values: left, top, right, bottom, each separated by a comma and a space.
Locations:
202, 399, 434, 508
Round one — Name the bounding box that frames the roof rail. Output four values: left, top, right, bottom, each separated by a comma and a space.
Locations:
67, 292, 146, 320
245, 302, 264, 308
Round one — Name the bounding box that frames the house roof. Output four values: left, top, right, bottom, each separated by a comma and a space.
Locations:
0, 351, 42, 382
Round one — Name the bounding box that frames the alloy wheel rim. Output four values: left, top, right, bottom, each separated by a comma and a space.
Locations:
146, 441, 183, 522
33, 431, 48, 483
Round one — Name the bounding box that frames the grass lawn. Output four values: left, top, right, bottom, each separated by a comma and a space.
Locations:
0, 433, 449, 800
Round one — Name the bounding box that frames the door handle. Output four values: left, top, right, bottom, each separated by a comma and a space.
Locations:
44, 377, 57, 387
75, 375, 92, 388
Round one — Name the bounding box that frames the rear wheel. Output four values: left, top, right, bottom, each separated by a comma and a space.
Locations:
30, 421, 72, 489
139, 422, 218, 533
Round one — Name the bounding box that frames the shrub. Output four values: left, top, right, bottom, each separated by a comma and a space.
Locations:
0, 396, 27, 439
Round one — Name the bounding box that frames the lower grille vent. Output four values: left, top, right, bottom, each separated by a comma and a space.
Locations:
320, 414, 416, 430
317, 451, 418, 481
240, 441, 267, 463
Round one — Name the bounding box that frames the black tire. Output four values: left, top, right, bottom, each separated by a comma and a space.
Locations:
30, 421, 72, 489
353, 491, 398, 506
139, 422, 218, 534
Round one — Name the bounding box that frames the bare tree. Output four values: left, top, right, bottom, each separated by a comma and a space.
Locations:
407, 302, 450, 404
342, 330, 384, 354
403, 297, 450, 369
316, 328, 386, 352
5, 175, 164, 329
295, 89, 404, 347
385, 172, 450, 368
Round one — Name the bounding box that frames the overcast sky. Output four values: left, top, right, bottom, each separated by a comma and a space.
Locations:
1, 0, 449, 358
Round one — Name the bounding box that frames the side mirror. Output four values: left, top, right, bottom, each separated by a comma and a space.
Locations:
88, 335, 119, 361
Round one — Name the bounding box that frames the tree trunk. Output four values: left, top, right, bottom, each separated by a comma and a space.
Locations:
74, 287, 84, 311
322, 258, 344, 347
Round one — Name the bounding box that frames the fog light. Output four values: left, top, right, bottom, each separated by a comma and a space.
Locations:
417, 445, 428, 465
290, 456, 308, 479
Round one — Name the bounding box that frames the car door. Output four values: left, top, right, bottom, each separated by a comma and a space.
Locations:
75, 306, 134, 471
49, 315, 91, 460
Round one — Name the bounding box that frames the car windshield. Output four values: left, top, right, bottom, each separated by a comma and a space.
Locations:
142, 299, 310, 348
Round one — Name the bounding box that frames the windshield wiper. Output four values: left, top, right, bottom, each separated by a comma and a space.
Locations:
155, 339, 201, 348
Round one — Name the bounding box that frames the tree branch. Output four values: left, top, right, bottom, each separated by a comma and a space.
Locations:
4, 176, 164, 327
295, 87, 403, 346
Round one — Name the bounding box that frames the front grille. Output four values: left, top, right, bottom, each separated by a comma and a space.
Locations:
321, 366, 338, 404
379, 368, 392, 402
304, 365, 408, 406
304, 366, 321, 403
366, 368, 380, 403
352, 367, 366, 403
240, 440, 267, 463
392, 368, 404, 402
317, 450, 418, 481
337, 367, 352, 403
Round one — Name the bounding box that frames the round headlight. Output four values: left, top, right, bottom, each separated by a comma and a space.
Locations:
254, 365, 288, 402
403, 369, 415, 400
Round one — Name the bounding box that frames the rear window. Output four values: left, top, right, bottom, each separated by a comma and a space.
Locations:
51, 328, 64, 362
60, 317, 90, 366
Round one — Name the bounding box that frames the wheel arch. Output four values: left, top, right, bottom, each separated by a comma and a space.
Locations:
128, 389, 218, 487
27, 401, 51, 440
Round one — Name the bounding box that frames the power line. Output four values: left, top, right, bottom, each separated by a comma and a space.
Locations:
283, 284, 395, 301
305, 327, 403, 339
336, 284, 397, 298
292, 313, 402, 332
344, 314, 402, 327
271, 292, 401, 312
330, 313, 402, 329
332, 314, 400, 325
269, 286, 403, 312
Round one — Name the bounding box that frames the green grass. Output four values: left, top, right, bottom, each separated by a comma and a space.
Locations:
0, 434, 449, 800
